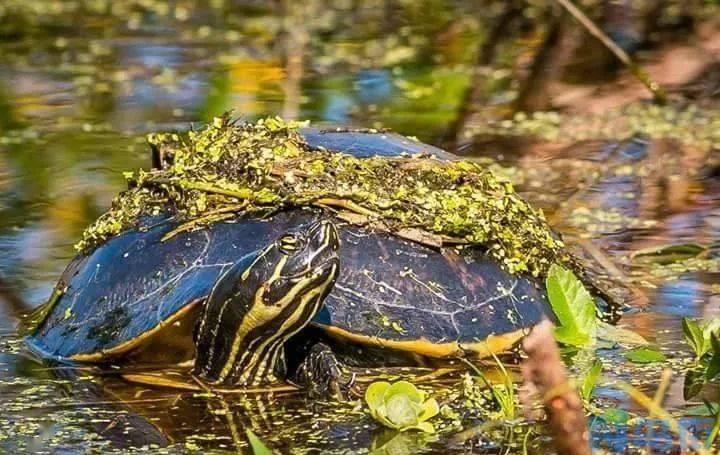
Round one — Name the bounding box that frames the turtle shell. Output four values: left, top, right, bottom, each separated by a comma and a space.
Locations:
26, 130, 551, 361
27, 209, 317, 360
316, 222, 549, 358
299, 127, 456, 159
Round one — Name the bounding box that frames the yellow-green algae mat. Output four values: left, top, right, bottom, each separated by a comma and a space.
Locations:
78, 115, 567, 277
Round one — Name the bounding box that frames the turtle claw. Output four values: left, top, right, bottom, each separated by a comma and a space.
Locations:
330, 371, 362, 401
294, 342, 358, 400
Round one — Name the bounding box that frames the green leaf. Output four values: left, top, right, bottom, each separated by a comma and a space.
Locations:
684, 369, 707, 400
703, 319, 720, 340
417, 398, 440, 422
602, 408, 631, 424
631, 243, 706, 265
597, 322, 649, 346
554, 327, 592, 347
706, 335, 720, 379
624, 347, 666, 364
246, 429, 273, 455
366, 381, 391, 411
580, 360, 602, 402
385, 394, 420, 428
386, 381, 424, 404
683, 317, 708, 360
546, 264, 597, 347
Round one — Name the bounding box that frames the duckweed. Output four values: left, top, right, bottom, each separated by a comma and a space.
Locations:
78, 115, 568, 276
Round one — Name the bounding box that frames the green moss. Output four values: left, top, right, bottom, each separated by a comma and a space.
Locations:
77, 115, 568, 277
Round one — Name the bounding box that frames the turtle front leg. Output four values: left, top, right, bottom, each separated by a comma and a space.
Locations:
292, 342, 360, 400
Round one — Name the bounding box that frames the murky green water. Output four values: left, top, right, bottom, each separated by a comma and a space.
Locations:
2, 1, 720, 453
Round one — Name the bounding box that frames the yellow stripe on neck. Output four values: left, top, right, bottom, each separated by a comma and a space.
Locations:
235, 264, 337, 385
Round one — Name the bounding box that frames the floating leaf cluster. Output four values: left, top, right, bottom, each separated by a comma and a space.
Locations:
471, 104, 720, 151
365, 380, 439, 433
78, 115, 568, 276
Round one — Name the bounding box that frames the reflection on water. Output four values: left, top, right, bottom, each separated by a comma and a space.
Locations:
2, 1, 720, 452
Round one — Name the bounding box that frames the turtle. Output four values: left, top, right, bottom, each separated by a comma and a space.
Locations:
23, 128, 555, 397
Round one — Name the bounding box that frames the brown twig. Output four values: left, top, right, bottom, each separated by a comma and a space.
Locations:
161, 202, 248, 241
554, 0, 667, 104
521, 320, 591, 455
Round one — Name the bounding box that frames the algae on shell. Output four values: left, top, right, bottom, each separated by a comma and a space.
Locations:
78, 115, 568, 277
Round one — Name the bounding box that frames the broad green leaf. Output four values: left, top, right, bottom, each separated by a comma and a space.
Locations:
602, 408, 631, 424
385, 394, 420, 428
683, 317, 708, 360
366, 381, 391, 411
631, 243, 706, 265
386, 381, 424, 404
554, 327, 591, 347
581, 360, 603, 402
546, 264, 597, 347
703, 319, 720, 339
702, 319, 720, 359
684, 369, 706, 400
706, 335, 720, 379
597, 322, 649, 346
246, 429, 273, 455
624, 347, 666, 364
374, 414, 397, 430
418, 398, 440, 422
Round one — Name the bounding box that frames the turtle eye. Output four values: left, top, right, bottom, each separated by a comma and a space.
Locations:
278, 234, 301, 254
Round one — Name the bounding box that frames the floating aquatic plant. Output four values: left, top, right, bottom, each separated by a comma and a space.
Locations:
624, 347, 667, 364
461, 355, 517, 421
365, 380, 439, 433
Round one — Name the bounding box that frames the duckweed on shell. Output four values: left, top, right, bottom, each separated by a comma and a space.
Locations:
78, 115, 568, 277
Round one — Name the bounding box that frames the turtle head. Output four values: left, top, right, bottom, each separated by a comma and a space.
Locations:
272, 218, 340, 288
193, 219, 340, 386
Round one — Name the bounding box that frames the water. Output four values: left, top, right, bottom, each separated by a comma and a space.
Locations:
1, 1, 720, 453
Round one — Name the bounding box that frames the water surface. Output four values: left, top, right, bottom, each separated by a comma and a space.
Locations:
2, 1, 720, 453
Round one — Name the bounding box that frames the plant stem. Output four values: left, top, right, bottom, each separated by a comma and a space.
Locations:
651, 368, 672, 415
617, 381, 707, 454
179, 179, 254, 199
705, 409, 720, 449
